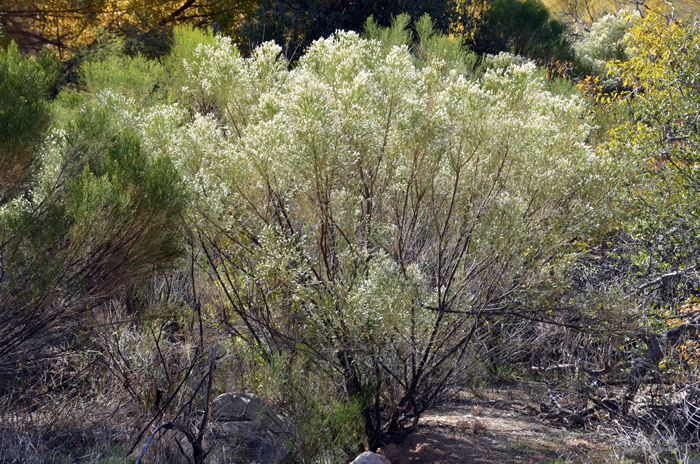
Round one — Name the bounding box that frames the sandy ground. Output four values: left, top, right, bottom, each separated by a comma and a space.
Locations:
381, 389, 617, 464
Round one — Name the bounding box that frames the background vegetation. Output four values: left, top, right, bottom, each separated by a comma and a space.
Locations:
2, 0, 700, 463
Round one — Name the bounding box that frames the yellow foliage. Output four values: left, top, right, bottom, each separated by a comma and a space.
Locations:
0, 0, 240, 58
613, 9, 690, 88
542, 0, 697, 27
661, 299, 700, 374
452, 0, 491, 38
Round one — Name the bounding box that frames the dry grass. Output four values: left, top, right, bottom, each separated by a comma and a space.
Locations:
3, 288, 700, 464
0, 286, 364, 464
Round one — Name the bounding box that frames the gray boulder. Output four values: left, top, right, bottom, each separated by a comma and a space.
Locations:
209, 421, 288, 464
211, 393, 297, 441
207, 393, 298, 464
350, 451, 391, 464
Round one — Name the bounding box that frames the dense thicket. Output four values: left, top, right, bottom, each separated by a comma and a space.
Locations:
472, 0, 573, 61
0, 41, 186, 385
4, 3, 700, 461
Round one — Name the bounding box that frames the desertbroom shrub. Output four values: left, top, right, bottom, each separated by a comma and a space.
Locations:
574, 11, 638, 75
0, 15, 620, 457
167, 15, 616, 448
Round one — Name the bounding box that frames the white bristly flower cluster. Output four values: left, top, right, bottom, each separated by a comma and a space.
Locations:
160, 29, 614, 351
575, 11, 640, 74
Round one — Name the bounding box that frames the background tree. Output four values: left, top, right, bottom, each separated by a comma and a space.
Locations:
471, 0, 574, 61
607, 11, 700, 305
231, 0, 463, 58
0, 0, 253, 58
543, 0, 631, 28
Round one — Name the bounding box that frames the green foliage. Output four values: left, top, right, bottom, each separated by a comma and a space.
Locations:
414, 14, 478, 75
364, 13, 414, 48
163, 25, 219, 104
229, 350, 365, 461
295, 396, 365, 461
473, 0, 574, 61
236, 0, 461, 59
0, 127, 186, 356
169, 24, 220, 63
79, 53, 165, 103
0, 41, 60, 205
0, 46, 187, 375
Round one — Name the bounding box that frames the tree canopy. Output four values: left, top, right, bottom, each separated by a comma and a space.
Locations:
472, 0, 573, 60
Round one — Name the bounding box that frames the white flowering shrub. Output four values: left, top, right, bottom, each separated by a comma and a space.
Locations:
0, 16, 619, 457
171, 19, 614, 448
482, 51, 527, 70
181, 36, 287, 138
575, 11, 639, 74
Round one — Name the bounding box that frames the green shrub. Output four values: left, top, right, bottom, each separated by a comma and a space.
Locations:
473, 0, 574, 61
162, 25, 219, 107
0, 78, 187, 381
79, 53, 165, 103
0, 41, 60, 205
226, 350, 365, 461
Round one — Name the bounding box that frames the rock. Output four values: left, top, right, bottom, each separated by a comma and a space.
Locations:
208, 421, 288, 464
377, 443, 399, 461
350, 451, 391, 464
211, 392, 297, 441
208, 393, 298, 464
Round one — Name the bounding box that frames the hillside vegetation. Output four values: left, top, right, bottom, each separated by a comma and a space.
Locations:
1, 1, 700, 463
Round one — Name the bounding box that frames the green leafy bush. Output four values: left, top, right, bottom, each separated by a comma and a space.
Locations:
473, 0, 574, 61
0, 42, 60, 205
0, 48, 187, 382
79, 53, 165, 102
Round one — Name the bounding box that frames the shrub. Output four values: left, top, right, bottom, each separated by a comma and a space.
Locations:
79, 53, 165, 102
473, 0, 574, 61
0, 42, 60, 205
575, 11, 639, 75
0, 68, 187, 384
171, 17, 614, 447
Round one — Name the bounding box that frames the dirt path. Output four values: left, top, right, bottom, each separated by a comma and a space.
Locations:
384, 389, 616, 464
